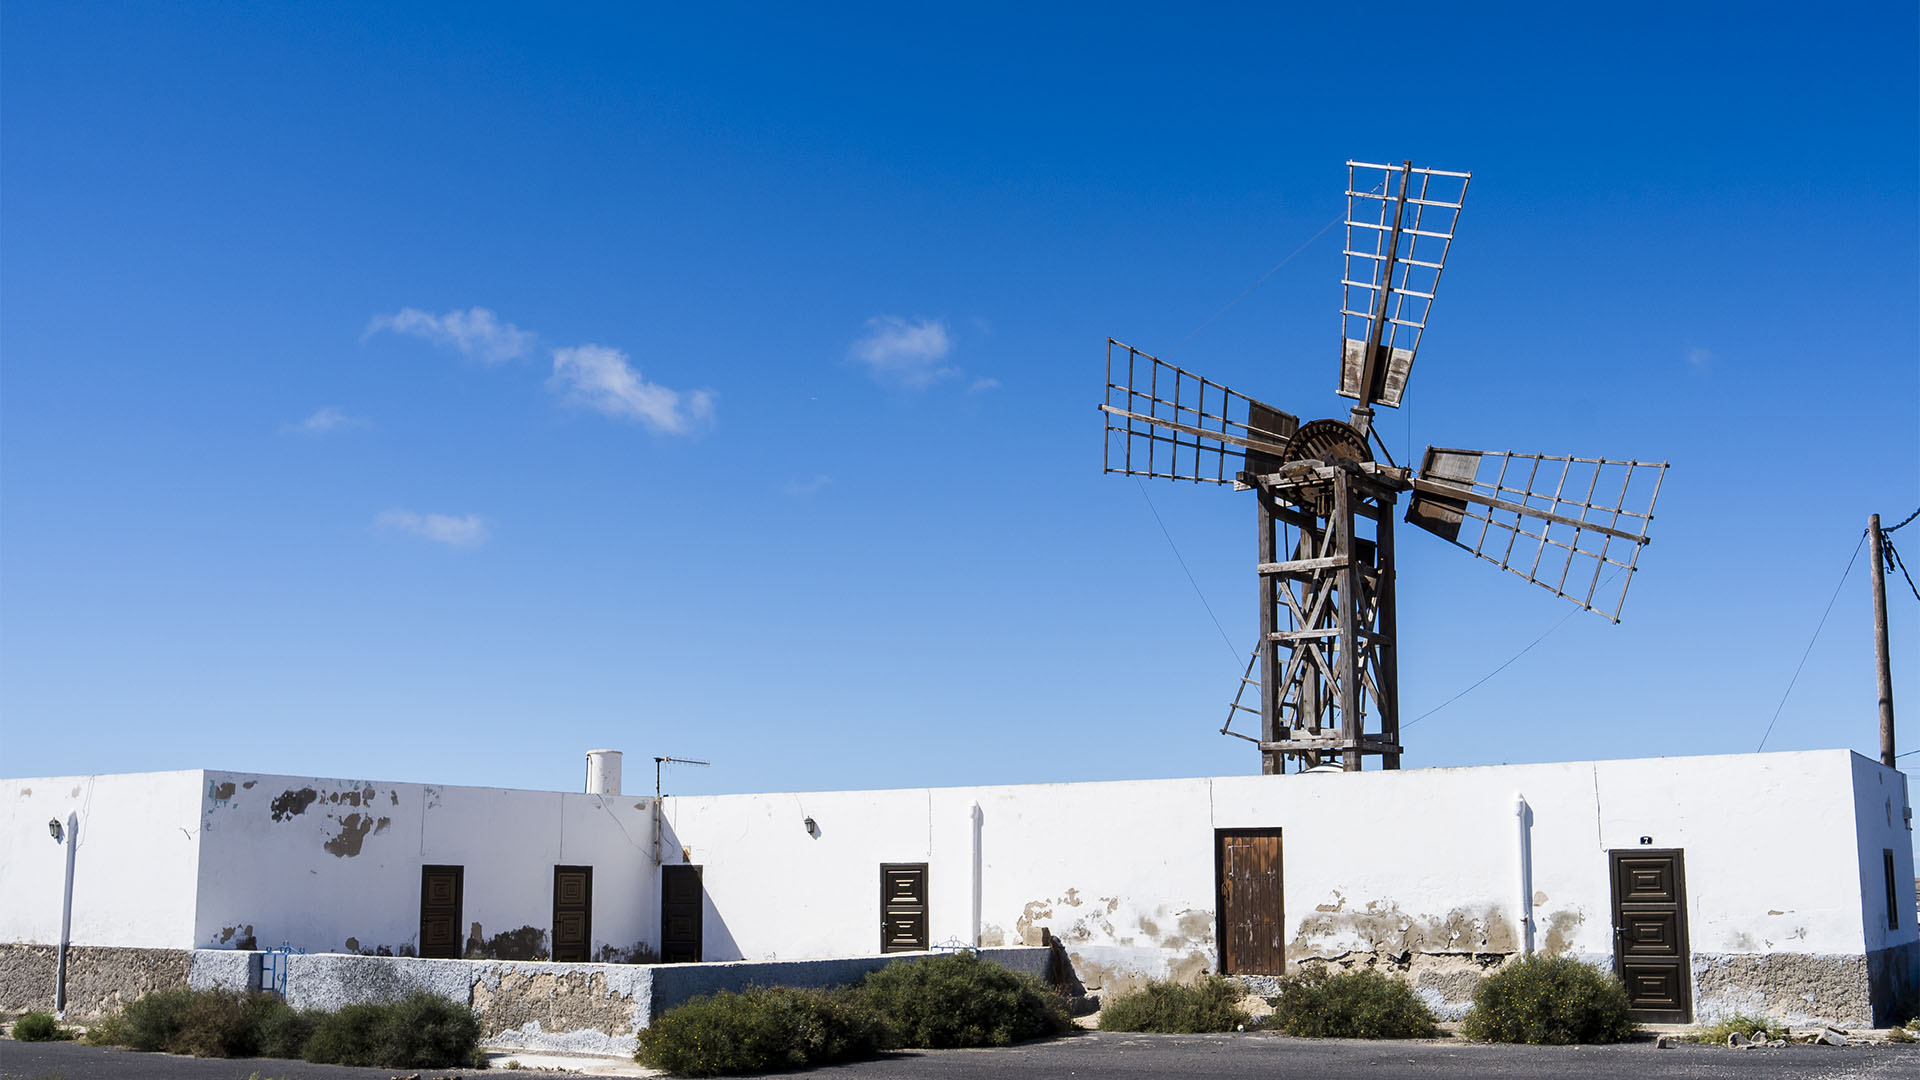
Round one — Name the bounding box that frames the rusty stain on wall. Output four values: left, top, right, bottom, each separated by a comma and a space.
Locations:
270, 788, 319, 822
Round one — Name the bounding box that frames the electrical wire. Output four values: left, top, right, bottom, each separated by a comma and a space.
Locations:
1883, 506, 1919, 533
1400, 592, 1597, 730
1169, 211, 1347, 352
1887, 538, 1919, 603
1755, 530, 1868, 752
1133, 478, 1242, 665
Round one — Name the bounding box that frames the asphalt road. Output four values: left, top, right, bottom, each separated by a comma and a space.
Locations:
5, 1033, 1920, 1080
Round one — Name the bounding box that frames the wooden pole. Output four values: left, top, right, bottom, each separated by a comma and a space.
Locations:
1258, 490, 1282, 775
1869, 515, 1896, 767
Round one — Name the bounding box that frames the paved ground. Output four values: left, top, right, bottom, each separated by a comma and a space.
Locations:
5, 1032, 1919, 1080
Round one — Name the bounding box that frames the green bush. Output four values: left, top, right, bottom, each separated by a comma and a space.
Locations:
99, 987, 195, 1051
10, 1011, 71, 1041
636, 986, 890, 1077
1460, 955, 1634, 1045
1268, 967, 1437, 1039
82, 987, 480, 1069
1097, 976, 1249, 1033
303, 992, 483, 1069
858, 951, 1071, 1049
254, 1002, 321, 1059
170, 989, 296, 1057
1695, 1013, 1787, 1045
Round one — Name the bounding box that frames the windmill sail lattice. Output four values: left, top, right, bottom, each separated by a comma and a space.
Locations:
1408, 448, 1668, 622
1102, 340, 1297, 485
1339, 162, 1470, 411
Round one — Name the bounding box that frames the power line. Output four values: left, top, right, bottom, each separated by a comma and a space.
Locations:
1169, 211, 1346, 352
1400, 590, 1597, 730
1756, 531, 1868, 752
1133, 478, 1241, 666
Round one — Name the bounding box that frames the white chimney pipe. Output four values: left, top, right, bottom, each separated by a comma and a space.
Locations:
585, 749, 623, 796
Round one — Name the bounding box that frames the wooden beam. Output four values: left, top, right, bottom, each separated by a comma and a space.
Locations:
1410, 477, 1649, 544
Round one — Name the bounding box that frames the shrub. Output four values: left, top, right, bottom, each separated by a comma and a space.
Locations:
858, 951, 1071, 1049
1097, 976, 1249, 1033
1460, 955, 1634, 1045
170, 989, 293, 1057
1267, 967, 1437, 1039
100, 987, 194, 1051
636, 986, 890, 1077
10, 1011, 71, 1041
1695, 1013, 1787, 1045
303, 992, 483, 1069
254, 1002, 321, 1059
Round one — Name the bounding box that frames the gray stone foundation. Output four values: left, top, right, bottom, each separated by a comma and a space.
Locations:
0, 944, 190, 1019
1692, 952, 1875, 1028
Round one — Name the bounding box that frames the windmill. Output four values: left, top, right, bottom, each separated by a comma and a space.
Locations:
1100, 160, 1668, 775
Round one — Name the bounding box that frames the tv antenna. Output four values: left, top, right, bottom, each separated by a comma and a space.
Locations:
654, 756, 710, 798
1101, 160, 1669, 774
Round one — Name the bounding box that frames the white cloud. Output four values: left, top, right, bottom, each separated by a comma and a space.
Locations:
784, 474, 832, 498
967, 377, 1001, 394
281, 407, 366, 435
548, 344, 714, 434
376, 509, 489, 548
849, 316, 956, 388
1686, 346, 1714, 373
365, 306, 536, 365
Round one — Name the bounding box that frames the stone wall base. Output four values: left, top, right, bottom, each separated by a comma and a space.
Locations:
1692, 952, 1876, 1028
0, 944, 190, 1019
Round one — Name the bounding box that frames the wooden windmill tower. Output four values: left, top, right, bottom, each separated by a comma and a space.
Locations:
1101, 160, 1668, 775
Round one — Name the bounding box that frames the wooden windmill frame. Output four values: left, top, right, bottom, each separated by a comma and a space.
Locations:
1101, 161, 1668, 774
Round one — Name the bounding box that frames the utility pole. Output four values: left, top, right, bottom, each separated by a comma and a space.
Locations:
1870, 515, 1896, 767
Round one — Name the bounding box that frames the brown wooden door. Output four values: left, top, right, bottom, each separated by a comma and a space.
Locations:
553, 865, 592, 963
661, 865, 703, 963
419, 865, 463, 959
880, 863, 929, 952
1216, 830, 1284, 975
1610, 849, 1692, 1023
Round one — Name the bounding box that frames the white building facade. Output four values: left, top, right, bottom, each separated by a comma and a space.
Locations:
3, 749, 1916, 1028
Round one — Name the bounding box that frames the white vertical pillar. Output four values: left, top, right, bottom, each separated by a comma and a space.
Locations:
969, 802, 984, 948
1513, 793, 1534, 956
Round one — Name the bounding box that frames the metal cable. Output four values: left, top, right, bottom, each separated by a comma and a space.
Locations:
1133, 478, 1242, 665
1756, 531, 1868, 752
1170, 211, 1347, 352
1886, 536, 1920, 603
1884, 506, 1920, 533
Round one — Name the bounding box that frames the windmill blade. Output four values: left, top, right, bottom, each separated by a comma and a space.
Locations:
1407, 447, 1668, 622
1102, 339, 1299, 484
1338, 161, 1471, 410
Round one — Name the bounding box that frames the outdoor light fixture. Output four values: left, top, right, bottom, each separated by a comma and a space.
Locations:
47, 818, 62, 842
804, 817, 817, 835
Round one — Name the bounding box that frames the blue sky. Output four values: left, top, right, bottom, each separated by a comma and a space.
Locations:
3, 3, 1915, 806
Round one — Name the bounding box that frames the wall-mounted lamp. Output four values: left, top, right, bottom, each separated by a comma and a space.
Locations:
48, 818, 63, 842
803, 816, 817, 836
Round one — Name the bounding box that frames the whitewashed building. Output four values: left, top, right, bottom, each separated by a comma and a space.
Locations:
3, 748, 1916, 1039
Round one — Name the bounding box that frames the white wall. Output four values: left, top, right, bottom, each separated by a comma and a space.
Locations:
1, 771, 203, 949
193, 771, 655, 958
665, 750, 1894, 987
1848, 754, 1918, 953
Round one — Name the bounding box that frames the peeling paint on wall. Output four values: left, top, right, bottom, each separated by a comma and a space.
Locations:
322, 814, 376, 857
270, 788, 318, 822
1290, 898, 1518, 961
